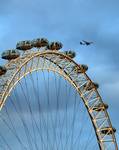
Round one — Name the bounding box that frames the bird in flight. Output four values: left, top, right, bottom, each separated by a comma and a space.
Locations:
80, 40, 93, 46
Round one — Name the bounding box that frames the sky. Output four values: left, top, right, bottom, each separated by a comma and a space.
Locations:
0, 0, 119, 148
0, 71, 99, 149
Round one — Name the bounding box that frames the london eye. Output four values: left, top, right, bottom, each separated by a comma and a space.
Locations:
0, 38, 118, 150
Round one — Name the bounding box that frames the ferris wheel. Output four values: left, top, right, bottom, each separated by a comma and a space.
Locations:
0, 38, 118, 150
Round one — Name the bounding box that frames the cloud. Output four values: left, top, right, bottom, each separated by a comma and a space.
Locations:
0, 0, 119, 144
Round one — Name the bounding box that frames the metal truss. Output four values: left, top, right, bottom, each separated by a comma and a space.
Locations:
0, 50, 118, 150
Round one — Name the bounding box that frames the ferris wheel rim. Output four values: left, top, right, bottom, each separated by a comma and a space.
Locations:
0, 50, 118, 150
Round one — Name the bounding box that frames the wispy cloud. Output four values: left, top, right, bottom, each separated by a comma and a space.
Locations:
0, 0, 119, 141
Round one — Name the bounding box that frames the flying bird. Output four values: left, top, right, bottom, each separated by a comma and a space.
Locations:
80, 40, 93, 46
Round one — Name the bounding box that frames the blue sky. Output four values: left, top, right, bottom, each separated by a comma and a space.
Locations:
0, 0, 119, 148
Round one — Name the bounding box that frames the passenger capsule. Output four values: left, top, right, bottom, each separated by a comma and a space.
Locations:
0, 66, 7, 75
94, 83, 99, 89
84, 82, 99, 91
47, 42, 63, 50
32, 38, 49, 48
1, 49, 20, 60
80, 64, 88, 72
64, 50, 76, 58
16, 40, 32, 50
92, 103, 108, 111
74, 64, 88, 73
100, 127, 116, 135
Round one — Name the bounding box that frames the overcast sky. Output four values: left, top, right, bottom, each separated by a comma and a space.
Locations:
0, 0, 119, 146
